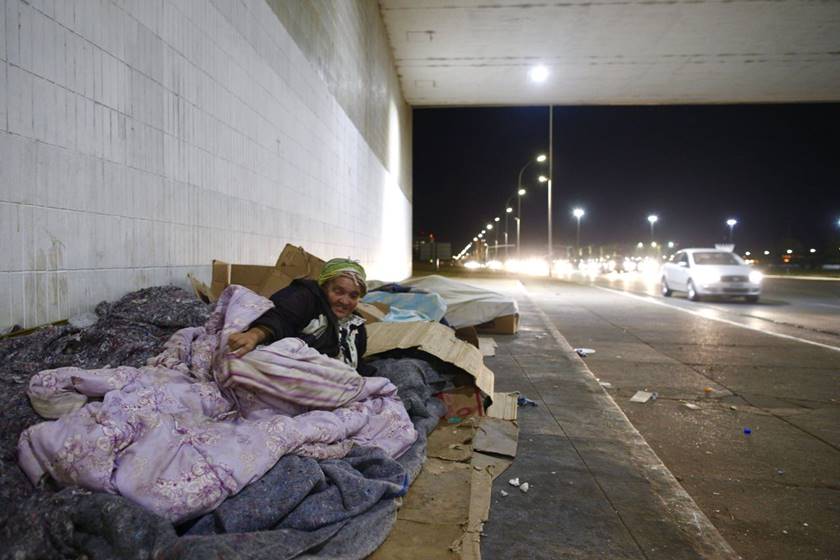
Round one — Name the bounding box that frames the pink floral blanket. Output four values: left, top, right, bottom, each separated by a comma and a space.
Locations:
18, 286, 416, 524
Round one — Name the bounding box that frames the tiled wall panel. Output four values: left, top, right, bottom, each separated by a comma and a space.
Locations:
0, 0, 412, 329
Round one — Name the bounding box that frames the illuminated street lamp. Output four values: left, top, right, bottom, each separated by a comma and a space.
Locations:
572, 208, 585, 258
667, 241, 675, 249
486, 223, 493, 230
726, 218, 738, 243
647, 214, 658, 241
538, 175, 548, 183
515, 156, 547, 259
764, 250, 770, 255
528, 65, 549, 83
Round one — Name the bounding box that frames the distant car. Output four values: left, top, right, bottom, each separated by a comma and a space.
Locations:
661, 248, 762, 302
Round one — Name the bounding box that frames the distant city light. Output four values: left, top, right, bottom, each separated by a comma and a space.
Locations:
764, 250, 770, 255
494, 217, 500, 222
637, 242, 644, 248
528, 65, 549, 83
538, 175, 548, 183
786, 249, 793, 254
478, 233, 484, 238
506, 207, 513, 213
536, 154, 547, 162
667, 241, 674, 248
518, 188, 526, 196
809, 248, 816, 253
473, 237, 478, 242
486, 224, 493, 230
745, 251, 751, 256
651, 241, 658, 248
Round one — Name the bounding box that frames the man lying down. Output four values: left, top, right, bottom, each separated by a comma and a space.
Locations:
17, 258, 418, 525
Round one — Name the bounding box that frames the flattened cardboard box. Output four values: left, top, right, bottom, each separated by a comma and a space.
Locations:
364, 321, 494, 399
207, 245, 325, 301
475, 313, 519, 335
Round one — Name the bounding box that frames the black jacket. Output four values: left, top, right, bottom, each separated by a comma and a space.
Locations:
249, 279, 372, 374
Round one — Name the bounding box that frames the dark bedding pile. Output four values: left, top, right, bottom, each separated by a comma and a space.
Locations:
0, 287, 451, 560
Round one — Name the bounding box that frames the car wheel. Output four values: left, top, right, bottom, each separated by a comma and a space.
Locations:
745, 295, 759, 303
661, 277, 673, 297
687, 280, 701, 302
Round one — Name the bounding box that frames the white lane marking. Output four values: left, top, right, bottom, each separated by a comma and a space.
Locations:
594, 286, 840, 354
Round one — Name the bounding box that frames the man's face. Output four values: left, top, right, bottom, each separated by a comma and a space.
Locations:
324, 276, 362, 319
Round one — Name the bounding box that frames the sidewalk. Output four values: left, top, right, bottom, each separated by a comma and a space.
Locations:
478, 280, 737, 559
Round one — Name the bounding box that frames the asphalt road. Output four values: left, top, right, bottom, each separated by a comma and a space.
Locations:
574, 271, 840, 348
520, 275, 840, 560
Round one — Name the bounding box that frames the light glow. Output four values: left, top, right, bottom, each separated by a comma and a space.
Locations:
528, 65, 549, 83
647, 214, 659, 225
749, 271, 763, 284
538, 175, 548, 183
518, 188, 526, 196
506, 207, 513, 213
572, 208, 585, 219
726, 218, 738, 227
536, 154, 547, 162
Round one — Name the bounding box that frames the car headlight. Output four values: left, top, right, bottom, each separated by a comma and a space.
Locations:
749, 270, 763, 284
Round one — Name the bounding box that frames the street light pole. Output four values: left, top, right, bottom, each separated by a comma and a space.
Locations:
573, 208, 585, 260
647, 214, 659, 242
726, 218, 737, 243
514, 153, 544, 260
548, 105, 554, 277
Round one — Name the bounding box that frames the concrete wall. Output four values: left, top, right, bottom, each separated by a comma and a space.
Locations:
0, 0, 412, 330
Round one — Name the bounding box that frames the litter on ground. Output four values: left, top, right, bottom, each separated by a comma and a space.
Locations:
574, 347, 596, 357
630, 390, 658, 403
508, 477, 521, 487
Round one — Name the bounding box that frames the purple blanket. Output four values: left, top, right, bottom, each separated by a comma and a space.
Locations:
17, 286, 416, 524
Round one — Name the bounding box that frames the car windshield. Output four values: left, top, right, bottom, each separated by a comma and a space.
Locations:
692, 252, 741, 265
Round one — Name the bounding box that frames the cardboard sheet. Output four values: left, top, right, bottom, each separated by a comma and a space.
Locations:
365, 321, 495, 398
485, 391, 518, 421
477, 336, 497, 357
207, 245, 325, 301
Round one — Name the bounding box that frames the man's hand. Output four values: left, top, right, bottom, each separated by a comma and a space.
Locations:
227, 328, 267, 358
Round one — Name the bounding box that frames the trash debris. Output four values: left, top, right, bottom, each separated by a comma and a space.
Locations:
683, 402, 700, 410
517, 395, 538, 407
500, 490, 509, 497
743, 428, 752, 435
703, 387, 714, 395
508, 477, 520, 487
519, 482, 530, 493
630, 390, 657, 403
550, 471, 556, 475
803, 522, 809, 527
574, 347, 595, 357
598, 381, 613, 388
730, 405, 738, 410
776, 468, 785, 476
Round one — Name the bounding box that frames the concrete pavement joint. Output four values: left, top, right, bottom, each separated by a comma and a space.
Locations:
520, 284, 739, 559
595, 286, 840, 354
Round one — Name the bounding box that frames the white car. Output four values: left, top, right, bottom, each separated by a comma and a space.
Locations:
661, 249, 762, 302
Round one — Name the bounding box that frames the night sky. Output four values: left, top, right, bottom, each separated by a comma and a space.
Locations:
412, 104, 840, 257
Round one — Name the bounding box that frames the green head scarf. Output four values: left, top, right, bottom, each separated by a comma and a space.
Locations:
318, 258, 367, 294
